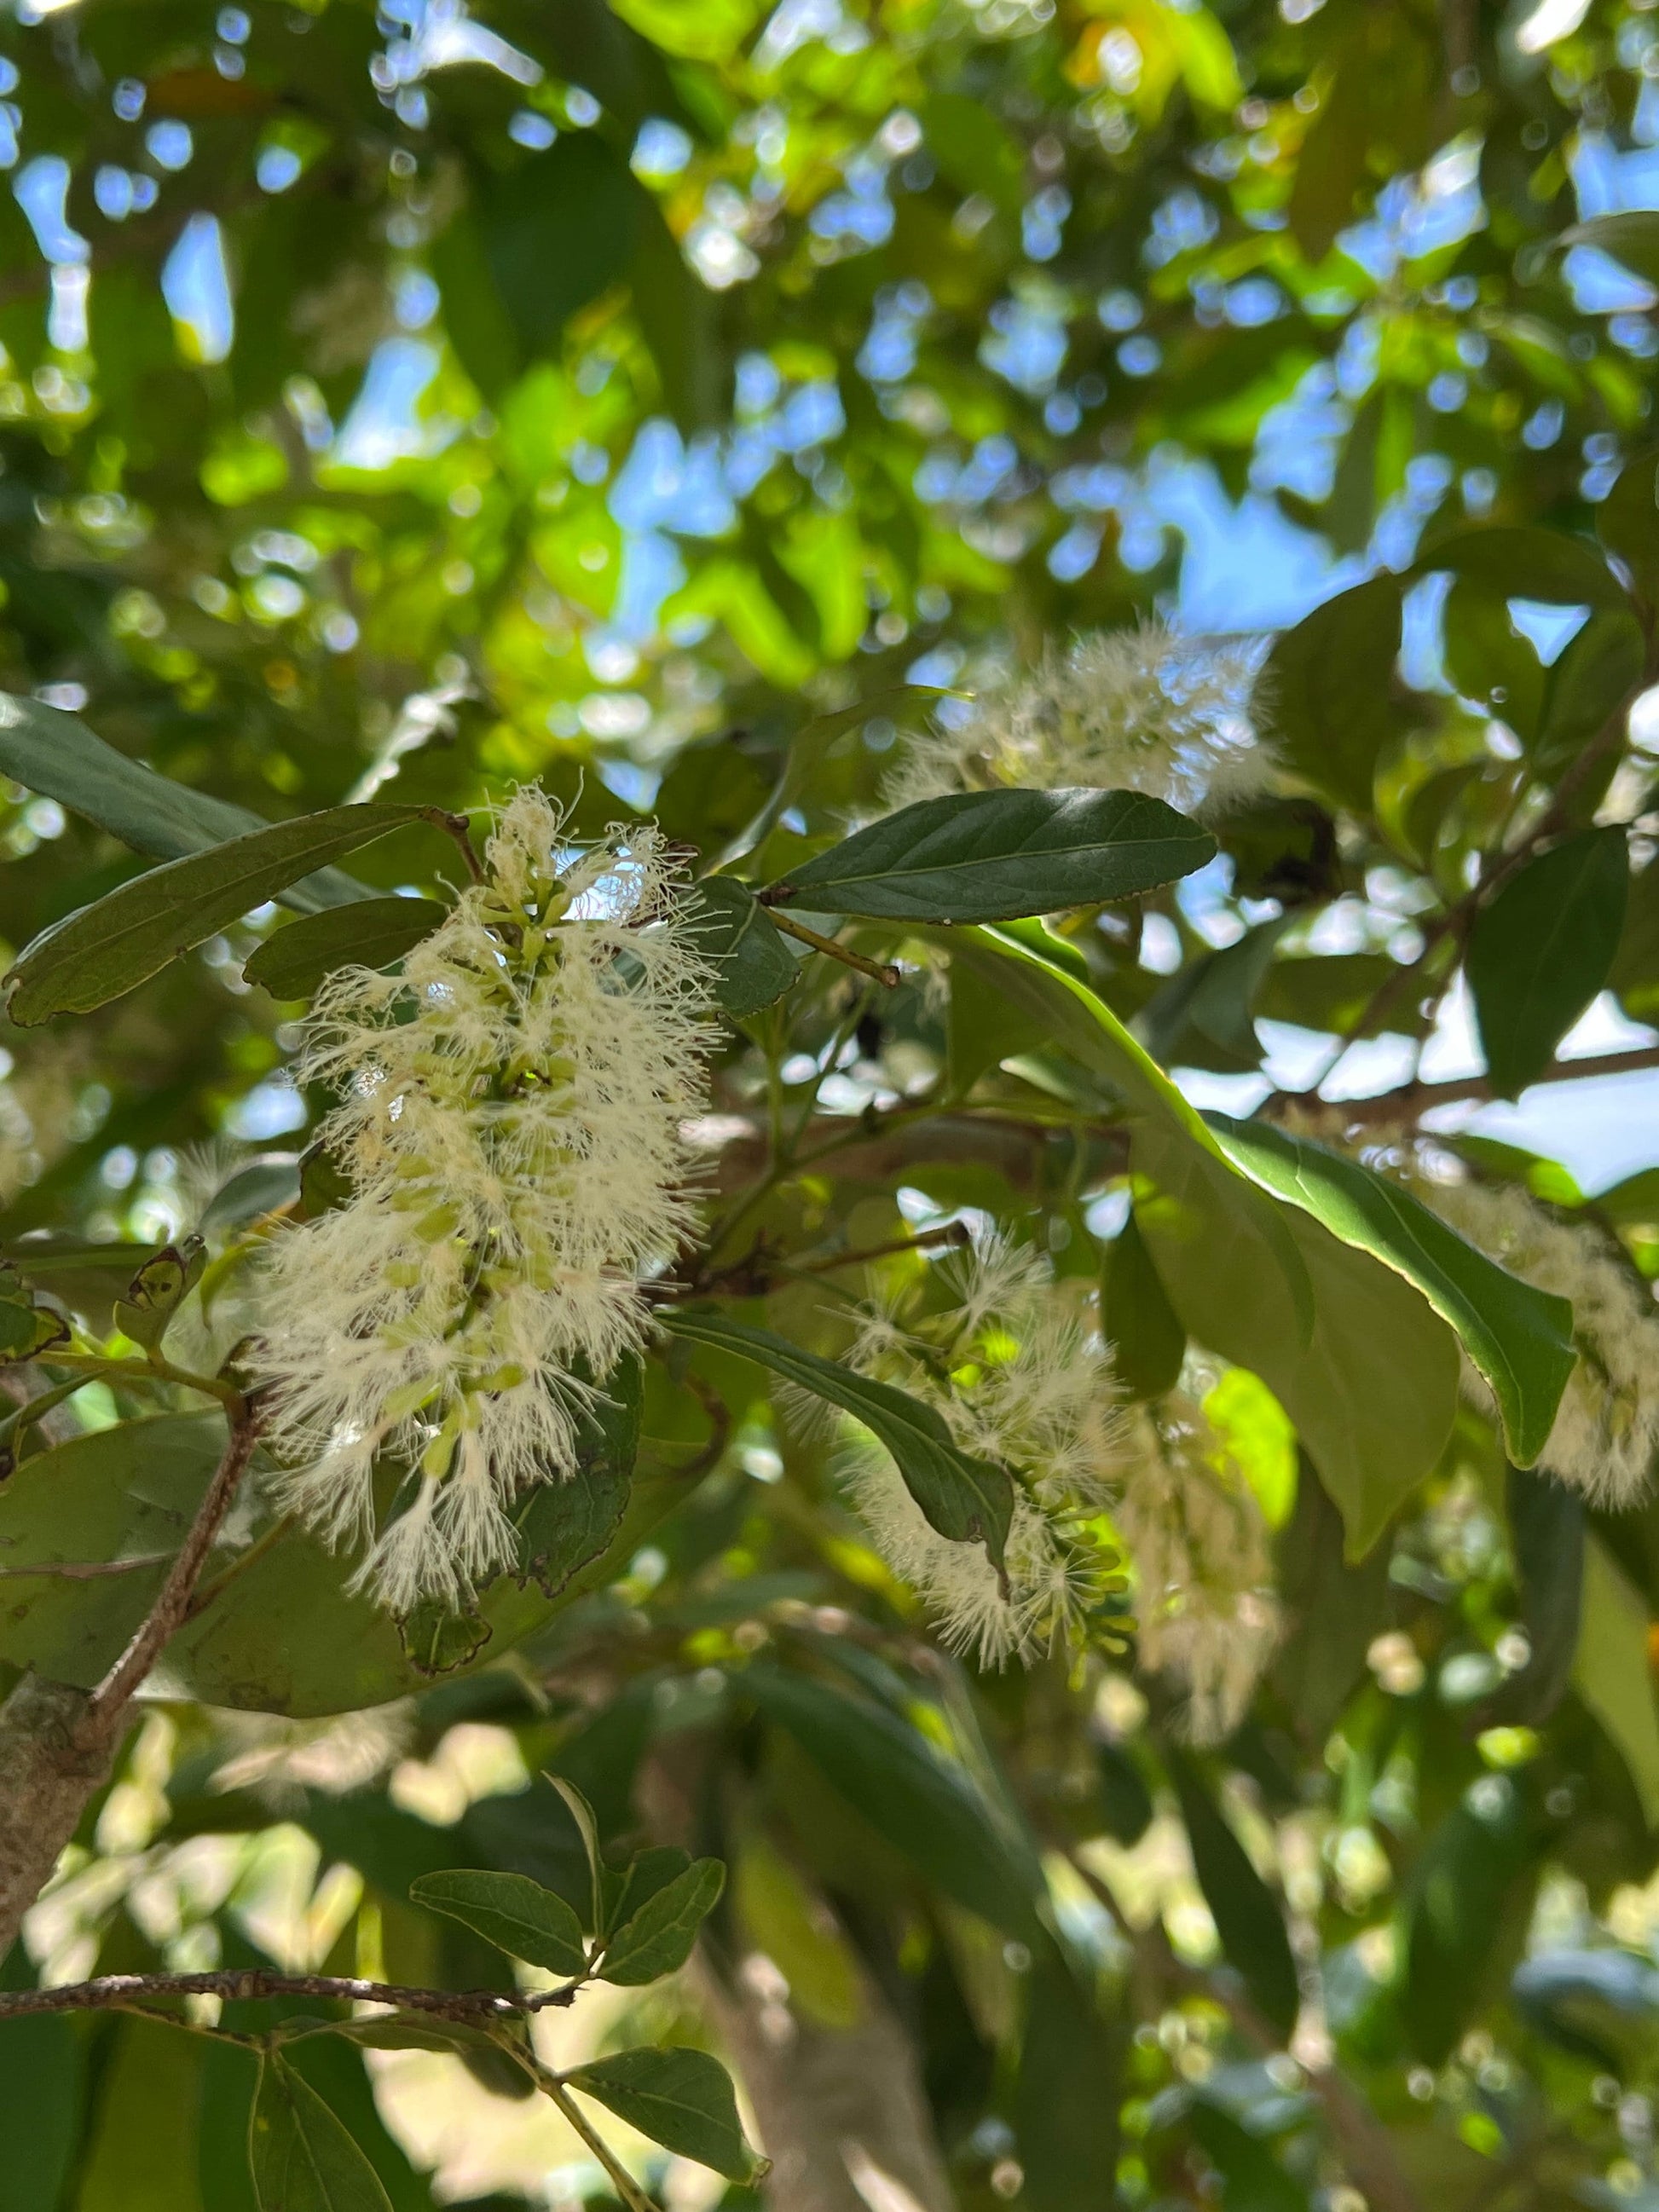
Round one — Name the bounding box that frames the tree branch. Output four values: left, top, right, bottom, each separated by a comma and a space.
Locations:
0, 1968, 577, 2024
1275, 1039, 1659, 1129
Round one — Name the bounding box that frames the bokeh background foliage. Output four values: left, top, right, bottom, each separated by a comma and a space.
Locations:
8, 0, 1659, 2207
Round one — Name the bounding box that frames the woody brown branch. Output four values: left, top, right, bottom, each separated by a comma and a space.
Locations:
0, 1967, 576, 2024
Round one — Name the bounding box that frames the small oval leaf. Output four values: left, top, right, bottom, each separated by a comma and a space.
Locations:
690, 876, 797, 1020
564, 2047, 763, 2181
408, 1868, 587, 1975
249, 2053, 393, 2212
598, 1857, 725, 1984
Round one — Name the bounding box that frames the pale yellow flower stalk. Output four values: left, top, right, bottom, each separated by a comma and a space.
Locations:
253, 787, 714, 1611
885, 621, 1273, 822
841, 1237, 1128, 1666
1115, 1393, 1281, 1747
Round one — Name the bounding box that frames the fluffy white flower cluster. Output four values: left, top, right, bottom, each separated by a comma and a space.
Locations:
1408, 1167, 1659, 1510
884, 621, 1274, 822
1114, 1393, 1281, 1747
254, 788, 714, 1612
840, 1238, 1128, 1666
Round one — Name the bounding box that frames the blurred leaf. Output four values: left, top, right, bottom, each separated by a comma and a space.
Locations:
921, 93, 1026, 212
244, 898, 448, 1000
1169, 1753, 1300, 2040
1267, 573, 1401, 817
250, 2053, 393, 2212
0, 1947, 81, 2212
1271, 1455, 1391, 1739
598, 1857, 725, 1983
1412, 524, 1627, 609
76, 2018, 205, 2212
1466, 829, 1629, 1098
767, 788, 1215, 923
733, 1834, 863, 2028
1598, 447, 1659, 609
7, 805, 431, 1025
0, 1412, 225, 1686
478, 139, 636, 357
1402, 1784, 1535, 2066
0, 696, 369, 914
1575, 1535, 1659, 1828
1205, 1114, 1577, 1470
408, 1869, 587, 1974
1095, 1741, 1155, 1845
1562, 211, 1659, 284
1101, 1209, 1187, 1401
565, 2047, 763, 2182
1014, 1950, 1120, 2211
718, 689, 944, 869
741, 1660, 1045, 1937
1499, 1463, 1584, 1725
1139, 915, 1292, 1074
1187, 2103, 1308, 2212
665, 1308, 1015, 1570
691, 876, 797, 1020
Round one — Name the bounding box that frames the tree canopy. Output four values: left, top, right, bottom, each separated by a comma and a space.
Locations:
4, 1, 1659, 2209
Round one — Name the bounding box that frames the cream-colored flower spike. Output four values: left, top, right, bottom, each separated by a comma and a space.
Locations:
253, 788, 714, 1611
841, 1237, 1129, 1666
884, 620, 1273, 823
1115, 1393, 1281, 1747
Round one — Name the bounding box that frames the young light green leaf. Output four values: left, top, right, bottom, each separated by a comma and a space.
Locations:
1168, 1752, 1300, 2040
1204, 1113, 1577, 1470
764, 787, 1214, 923
408, 1868, 587, 1973
663, 1307, 1014, 1569
249, 2053, 393, 2212
0, 691, 371, 913
564, 2047, 764, 2182
690, 875, 797, 1020
6, 805, 432, 1025
598, 1857, 725, 1984
1466, 829, 1630, 1099
244, 897, 448, 1000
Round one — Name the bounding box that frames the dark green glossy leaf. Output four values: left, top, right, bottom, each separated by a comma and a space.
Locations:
7, 805, 431, 1024
740, 1660, 1045, 1937
1411, 523, 1627, 609
1205, 1113, 1577, 1470
765, 787, 1214, 923
249, 2053, 393, 2212
664, 1308, 1014, 1569
408, 1869, 587, 1975
1266, 574, 1402, 814
691, 875, 797, 1020
0, 694, 369, 914
564, 2047, 763, 2182
244, 898, 448, 1000
1467, 829, 1630, 1098
1169, 1753, 1300, 2040
1100, 1210, 1186, 1401
598, 1857, 725, 1984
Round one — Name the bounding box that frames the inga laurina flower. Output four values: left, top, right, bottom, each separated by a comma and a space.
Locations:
882, 619, 1275, 823
252, 788, 715, 1612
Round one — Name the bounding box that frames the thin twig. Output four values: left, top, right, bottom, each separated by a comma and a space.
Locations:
88, 1406, 263, 1722
763, 909, 899, 989
0, 1969, 580, 2024
421, 806, 485, 884
1270, 1039, 1659, 1129
0, 1553, 171, 1583
516, 2052, 660, 2212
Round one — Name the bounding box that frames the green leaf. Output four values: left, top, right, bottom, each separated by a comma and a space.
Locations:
564, 2047, 762, 2182
1270, 1456, 1391, 1740
1575, 1535, 1659, 1828
0, 1412, 228, 1687
1169, 1753, 1300, 2040
598, 1857, 725, 1984
1562, 211, 1659, 285
1101, 1210, 1187, 1401
408, 1869, 587, 1975
76, 2017, 206, 2212
950, 928, 1466, 1554
921, 91, 1025, 212
1466, 829, 1630, 1098
1139, 915, 1292, 1074
113, 1234, 206, 1349
1598, 446, 1659, 608
0, 694, 369, 915
1266, 574, 1402, 814
664, 1308, 1014, 1569
1402, 1786, 1535, 2066
740, 1660, 1044, 1936
765, 787, 1215, 924
1204, 1114, 1577, 1470
479, 137, 637, 357
249, 2053, 394, 2212
244, 898, 448, 1000
691, 876, 797, 1020
1411, 523, 1628, 609
1499, 1463, 1583, 1725
719, 688, 944, 869
546, 1774, 606, 1937
1014, 1951, 1121, 2212
6, 804, 432, 1025
0, 1948, 82, 2212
